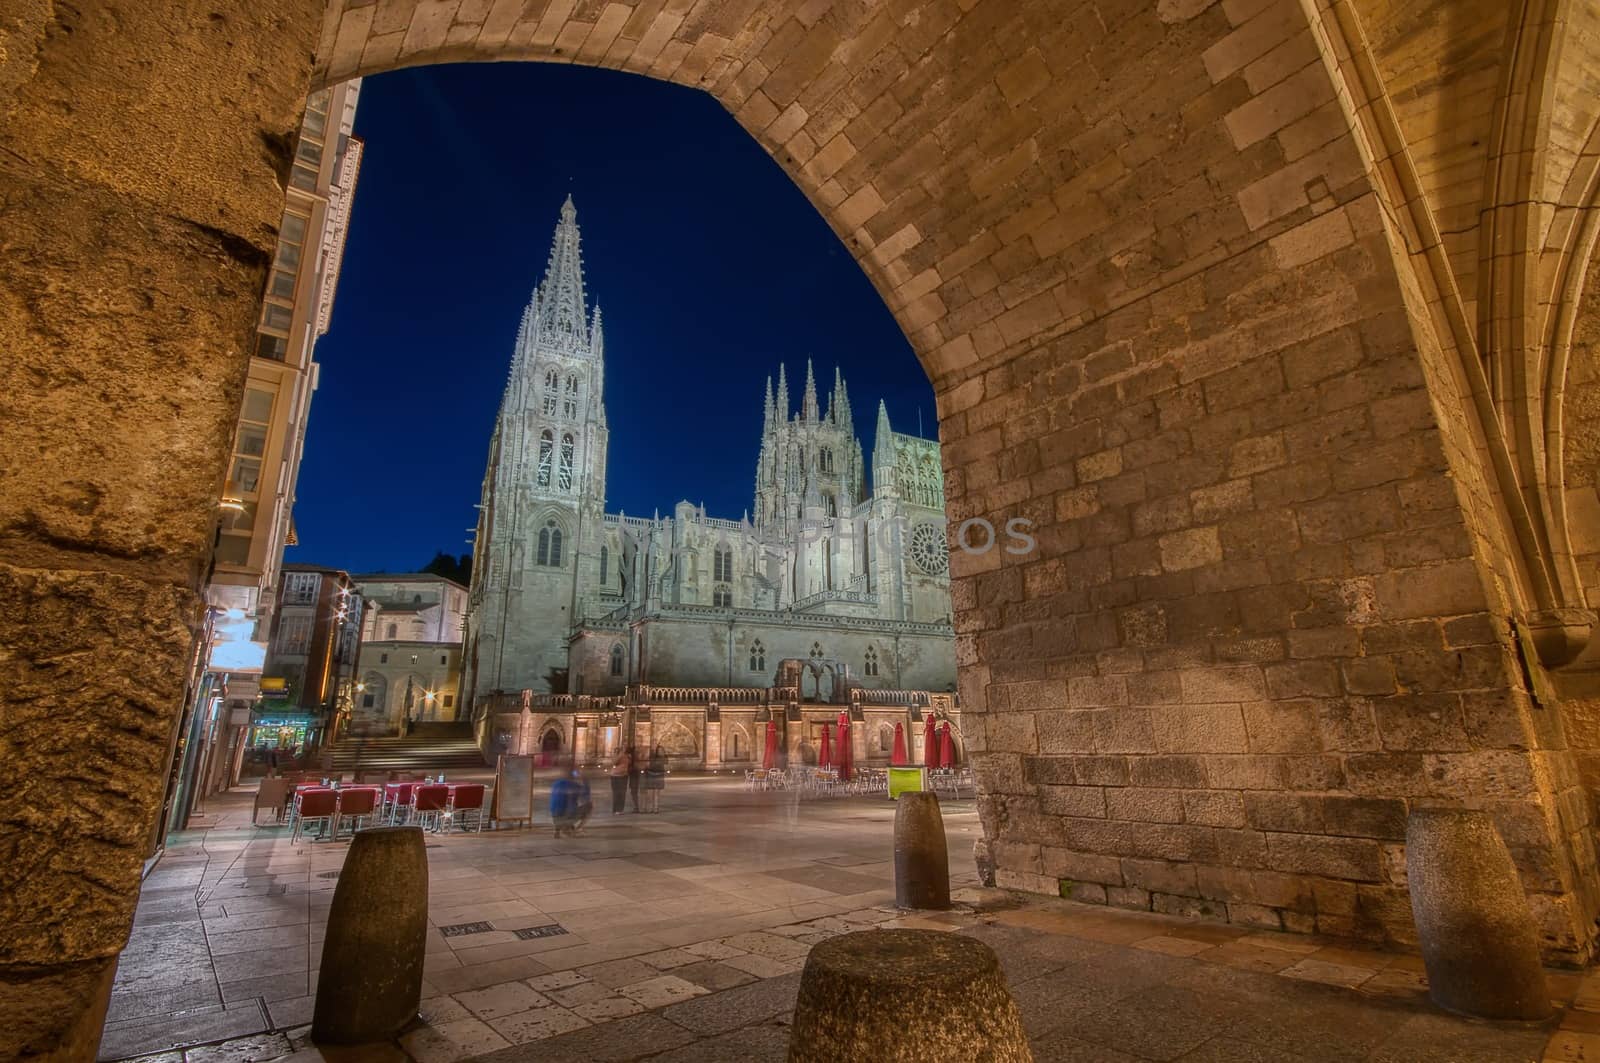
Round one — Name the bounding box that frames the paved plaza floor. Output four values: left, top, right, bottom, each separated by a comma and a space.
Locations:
106, 775, 1600, 1062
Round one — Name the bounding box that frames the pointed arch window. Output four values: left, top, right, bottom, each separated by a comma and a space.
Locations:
558, 433, 575, 491
824, 494, 837, 517
563, 374, 579, 419
714, 546, 733, 583
543, 369, 559, 416
749, 639, 766, 672
599, 545, 609, 586
537, 520, 563, 567
713, 585, 732, 608
864, 647, 880, 676
609, 644, 624, 677
536, 430, 554, 487
820, 447, 834, 474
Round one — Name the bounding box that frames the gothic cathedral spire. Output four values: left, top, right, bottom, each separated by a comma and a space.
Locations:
802, 358, 819, 421
535, 194, 589, 349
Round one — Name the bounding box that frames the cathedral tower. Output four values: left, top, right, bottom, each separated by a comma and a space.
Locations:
463, 196, 609, 703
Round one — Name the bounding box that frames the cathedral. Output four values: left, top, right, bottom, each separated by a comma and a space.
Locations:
462, 198, 956, 714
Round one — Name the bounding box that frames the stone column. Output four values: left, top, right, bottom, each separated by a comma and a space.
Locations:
704, 710, 722, 771
0, 3, 320, 1056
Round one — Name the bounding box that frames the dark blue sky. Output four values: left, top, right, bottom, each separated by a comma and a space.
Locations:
289, 62, 934, 575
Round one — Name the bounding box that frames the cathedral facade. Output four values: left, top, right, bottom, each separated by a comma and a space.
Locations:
462, 199, 955, 715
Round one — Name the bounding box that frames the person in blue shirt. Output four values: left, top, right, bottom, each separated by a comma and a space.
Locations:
551, 766, 593, 837
550, 769, 578, 837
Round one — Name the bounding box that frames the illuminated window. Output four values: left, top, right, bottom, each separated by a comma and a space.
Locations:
536, 430, 553, 487
558, 434, 575, 491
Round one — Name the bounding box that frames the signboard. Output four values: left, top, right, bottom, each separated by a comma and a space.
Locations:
491, 754, 535, 827
888, 766, 927, 800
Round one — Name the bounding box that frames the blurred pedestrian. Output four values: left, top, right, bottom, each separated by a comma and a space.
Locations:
643, 745, 666, 813
609, 747, 631, 814
627, 745, 642, 813
550, 770, 578, 837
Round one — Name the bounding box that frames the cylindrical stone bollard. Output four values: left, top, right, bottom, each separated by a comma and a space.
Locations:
789, 929, 1031, 1062
894, 791, 951, 910
1405, 808, 1551, 1021
312, 826, 430, 1044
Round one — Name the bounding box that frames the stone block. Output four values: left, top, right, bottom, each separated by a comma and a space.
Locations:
1264, 832, 1383, 882
313, 827, 429, 1044
1244, 792, 1323, 833
1159, 526, 1223, 570
1183, 789, 1247, 827
1242, 700, 1322, 752
1151, 703, 1249, 753
1406, 809, 1550, 1020
894, 793, 951, 911
1105, 786, 1186, 823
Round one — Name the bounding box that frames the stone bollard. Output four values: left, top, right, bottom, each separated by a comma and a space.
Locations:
312, 826, 430, 1044
894, 791, 951, 910
789, 929, 1031, 1062
1405, 808, 1551, 1021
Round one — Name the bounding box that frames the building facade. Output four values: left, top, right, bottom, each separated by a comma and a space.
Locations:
349, 573, 468, 734
463, 198, 956, 724
257, 564, 363, 753
163, 81, 363, 826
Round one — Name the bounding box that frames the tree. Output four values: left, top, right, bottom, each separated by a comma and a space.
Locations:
420, 550, 472, 585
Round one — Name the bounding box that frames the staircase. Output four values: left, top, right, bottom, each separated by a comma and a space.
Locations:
324, 722, 487, 773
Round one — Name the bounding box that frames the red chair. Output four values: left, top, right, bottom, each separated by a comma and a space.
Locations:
291, 788, 337, 843
334, 787, 380, 837
410, 784, 450, 831
448, 784, 486, 833
385, 782, 415, 824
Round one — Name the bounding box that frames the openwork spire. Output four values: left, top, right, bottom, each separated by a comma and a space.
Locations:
535, 194, 589, 348
802, 358, 819, 421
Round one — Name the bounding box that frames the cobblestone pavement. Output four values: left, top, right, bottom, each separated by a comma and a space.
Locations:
106, 776, 1597, 1062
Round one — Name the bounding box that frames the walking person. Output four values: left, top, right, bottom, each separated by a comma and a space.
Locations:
609, 747, 631, 814
627, 745, 642, 813
643, 745, 666, 813
550, 769, 578, 837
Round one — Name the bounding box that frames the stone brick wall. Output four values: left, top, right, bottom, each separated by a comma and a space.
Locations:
0, 1, 323, 1054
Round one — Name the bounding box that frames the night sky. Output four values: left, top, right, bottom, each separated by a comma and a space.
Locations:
288, 62, 935, 576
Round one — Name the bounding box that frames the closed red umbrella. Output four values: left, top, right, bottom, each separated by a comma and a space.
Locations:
763, 718, 779, 770
923, 713, 939, 769
837, 711, 852, 781
940, 722, 957, 767
818, 722, 833, 770
891, 721, 908, 766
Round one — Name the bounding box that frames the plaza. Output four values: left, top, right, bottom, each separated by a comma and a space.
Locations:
106, 778, 1595, 1062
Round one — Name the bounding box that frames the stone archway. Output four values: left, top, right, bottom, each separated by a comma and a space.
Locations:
11, 3, 1600, 1056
